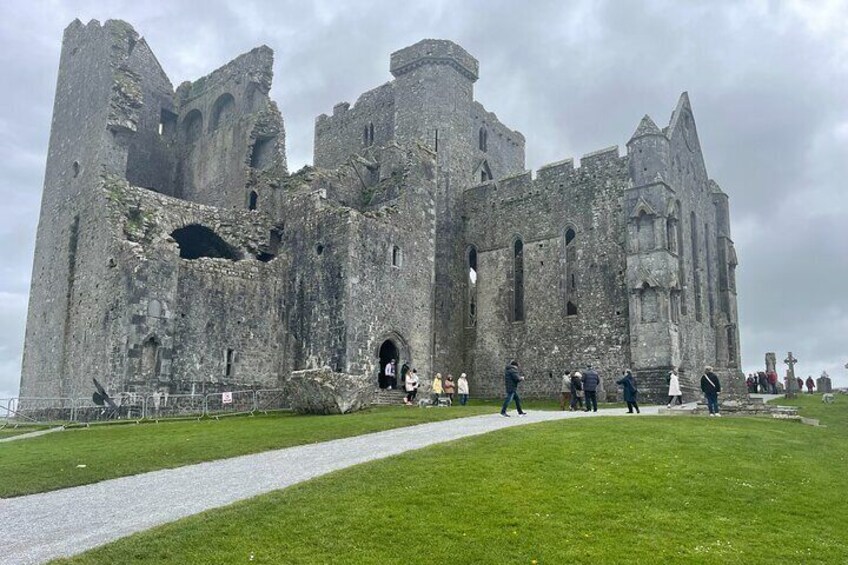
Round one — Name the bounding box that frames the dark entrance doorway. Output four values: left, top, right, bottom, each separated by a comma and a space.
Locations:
378, 339, 399, 389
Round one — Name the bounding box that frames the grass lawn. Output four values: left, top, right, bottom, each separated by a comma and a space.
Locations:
54, 394, 848, 564
0, 400, 560, 498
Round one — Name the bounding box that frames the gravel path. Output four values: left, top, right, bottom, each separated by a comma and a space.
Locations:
0, 406, 659, 564
0, 427, 64, 443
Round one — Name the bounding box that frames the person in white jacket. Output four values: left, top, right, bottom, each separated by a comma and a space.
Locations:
404, 369, 419, 405
667, 366, 683, 407
457, 373, 470, 406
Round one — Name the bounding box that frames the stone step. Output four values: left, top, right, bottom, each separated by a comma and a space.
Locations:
371, 390, 408, 406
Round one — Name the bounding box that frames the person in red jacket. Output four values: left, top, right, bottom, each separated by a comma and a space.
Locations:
766, 370, 778, 394
805, 376, 815, 394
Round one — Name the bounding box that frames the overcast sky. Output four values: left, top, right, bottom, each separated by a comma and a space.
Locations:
1, 0, 846, 399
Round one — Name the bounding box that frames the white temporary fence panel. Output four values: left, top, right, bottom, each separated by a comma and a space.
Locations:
143, 393, 206, 419
255, 389, 290, 413
205, 391, 256, 417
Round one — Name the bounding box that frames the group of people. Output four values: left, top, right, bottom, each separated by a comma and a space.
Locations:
391, 357, 727, 417
745, 370, 779, 394
392, 360, 470, 407
745, 371, 818, 394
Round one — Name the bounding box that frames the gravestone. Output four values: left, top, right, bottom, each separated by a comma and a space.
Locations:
817, 370, 832, 394
784, 352, 799, 399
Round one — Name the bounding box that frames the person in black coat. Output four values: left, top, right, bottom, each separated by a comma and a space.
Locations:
500, 360, 527, 417
616, 369, 640, 414
700, 366, 722, 417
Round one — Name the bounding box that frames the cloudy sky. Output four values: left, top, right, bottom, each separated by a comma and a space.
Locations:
1, 0, 846, 398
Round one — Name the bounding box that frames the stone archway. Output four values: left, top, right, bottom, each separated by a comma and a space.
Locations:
378, 339, 399, 389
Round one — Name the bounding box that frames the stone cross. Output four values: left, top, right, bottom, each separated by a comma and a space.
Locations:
784, 352, 799, 397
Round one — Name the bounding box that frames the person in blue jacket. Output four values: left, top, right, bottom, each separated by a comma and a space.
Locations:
617, 369, 640, 414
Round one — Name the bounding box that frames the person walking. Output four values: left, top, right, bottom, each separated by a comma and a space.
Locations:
701, 365, 722, 417
617, 369, 640, 414
805, 376, 815, 394
404, 368, 419, 405
560, 371, 571, 411
570, 371, 584, 411
667, 366, 683, 407
457, 373, 470, 405
431, 373, 443, 405
443, 374, 456, 404
582, 365, 600, 412
500, 360, 527, 417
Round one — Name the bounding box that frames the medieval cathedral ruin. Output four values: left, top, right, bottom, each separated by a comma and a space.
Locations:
20, 19, 743, 405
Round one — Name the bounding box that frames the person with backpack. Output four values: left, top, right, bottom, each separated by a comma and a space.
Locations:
701, 366, 721, 417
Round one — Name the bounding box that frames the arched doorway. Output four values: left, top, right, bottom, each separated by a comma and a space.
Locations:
378, 339, 399, 389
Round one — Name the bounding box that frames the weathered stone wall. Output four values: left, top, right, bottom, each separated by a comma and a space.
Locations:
21, 20, 145, 399
174, 46, 287, 209
470, 101, 525, 181
121, 36, 177, 196
314, 83, 395, 170
463, 149, 631, 399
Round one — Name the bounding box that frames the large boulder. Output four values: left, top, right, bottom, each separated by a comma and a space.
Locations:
283, 367, 371, 414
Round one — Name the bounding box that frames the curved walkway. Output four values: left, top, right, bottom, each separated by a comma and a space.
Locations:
0, 406, 659, 564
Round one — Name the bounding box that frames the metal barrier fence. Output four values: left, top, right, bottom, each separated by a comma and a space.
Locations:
0, 389, 289, 425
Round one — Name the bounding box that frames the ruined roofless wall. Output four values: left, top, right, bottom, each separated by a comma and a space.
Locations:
463, 147, 631, 399
174, 46, 287, 209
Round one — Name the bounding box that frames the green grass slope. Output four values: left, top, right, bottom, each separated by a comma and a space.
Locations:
55, 395, 848, 564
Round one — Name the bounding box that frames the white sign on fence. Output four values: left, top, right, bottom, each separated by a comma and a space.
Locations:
221, 392, 233, 405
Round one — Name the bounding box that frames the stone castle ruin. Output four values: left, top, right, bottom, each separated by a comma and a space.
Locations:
19, 19, 744, 406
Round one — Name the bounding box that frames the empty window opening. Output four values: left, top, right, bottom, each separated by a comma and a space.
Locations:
171, 224, 241, 261
224, 348, 236, 378
248, 190, 258, 211
513, 238, 525, 322
269, 227, 282, 254
676, 201, 687, 315
210, 93, 236, 132
690, 211, 702, 322
705, 223, 715, 325
479, 127, 488, 152
140, 336, 160, 380
316, 244, 324, 255
467, 245, 478, 327
667, 216, 678, 253
250, 136, 276, 169
434, 129, 439, 152
564, 226, 578, 315
159, 108, 177, 137
363, 122, 375, 146
183, 109, 203, 144
72, 161, 81, 178
392, 245, 402, 268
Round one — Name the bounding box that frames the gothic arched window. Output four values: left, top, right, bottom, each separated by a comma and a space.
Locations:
513, 238, 524, 322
